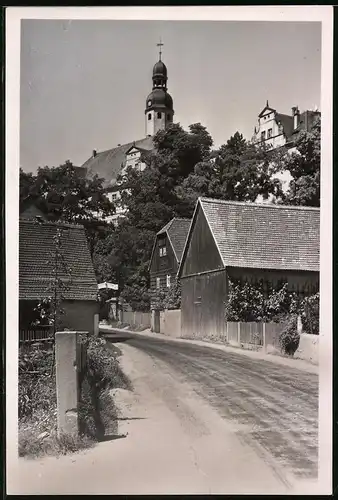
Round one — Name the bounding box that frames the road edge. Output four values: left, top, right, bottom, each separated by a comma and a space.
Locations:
100, 325, 318, 375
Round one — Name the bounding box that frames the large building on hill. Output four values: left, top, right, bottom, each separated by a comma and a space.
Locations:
252, 101, 320, 151
81, 46, 175, 223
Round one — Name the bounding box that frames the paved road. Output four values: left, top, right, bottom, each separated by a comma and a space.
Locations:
105, 330, 318, 481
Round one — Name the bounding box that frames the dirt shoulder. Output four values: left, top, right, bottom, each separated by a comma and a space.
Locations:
100, 325, 318, 375
9, 342, 318, 495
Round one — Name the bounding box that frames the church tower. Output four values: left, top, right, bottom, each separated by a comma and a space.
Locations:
145, 42, 174, 137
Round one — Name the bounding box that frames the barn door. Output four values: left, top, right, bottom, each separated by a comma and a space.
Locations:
193, 276, 202, 338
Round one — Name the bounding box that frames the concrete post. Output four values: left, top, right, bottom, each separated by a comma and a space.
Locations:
263, 322, 266, 352
237, 322, 241, 345
94, 313, 99, 337
55, 331, 79, 437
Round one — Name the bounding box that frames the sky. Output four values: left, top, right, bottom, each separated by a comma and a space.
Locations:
20, 19, 321, 173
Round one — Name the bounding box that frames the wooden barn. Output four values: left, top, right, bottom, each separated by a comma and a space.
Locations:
177, 198, 320, 340
149, 217, 191, 308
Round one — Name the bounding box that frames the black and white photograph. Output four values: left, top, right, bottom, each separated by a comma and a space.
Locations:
6, 6, 333, 496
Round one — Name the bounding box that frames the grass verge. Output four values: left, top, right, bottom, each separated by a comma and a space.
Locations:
18, 337, 131, 459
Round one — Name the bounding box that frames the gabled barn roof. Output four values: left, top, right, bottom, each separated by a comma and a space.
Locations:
19, 219, 98, 301
149, 218, 191, 270
178, 198, 320, 276
81, 136, 154, 189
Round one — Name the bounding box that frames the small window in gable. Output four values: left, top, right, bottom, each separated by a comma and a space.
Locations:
159, 246, 167, 257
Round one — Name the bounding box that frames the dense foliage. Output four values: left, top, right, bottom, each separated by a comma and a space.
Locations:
20, 160, 114, 257
278, 315, 300, 356
19, 337, 130, 457
225, 278, 319, 334
275, 116, 320, 207
176, 132, 284, 213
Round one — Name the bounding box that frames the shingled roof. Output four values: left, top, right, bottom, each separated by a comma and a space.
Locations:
179, 198, 320, 274
81, 136, 154, 189
19, 220, 98, 301
157, 218, 191, 262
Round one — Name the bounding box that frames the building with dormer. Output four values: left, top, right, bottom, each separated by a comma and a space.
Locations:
252, 101, 320, 151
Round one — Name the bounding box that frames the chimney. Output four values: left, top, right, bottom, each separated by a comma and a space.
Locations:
292, 106, 300, 130
92, 149, 97, 158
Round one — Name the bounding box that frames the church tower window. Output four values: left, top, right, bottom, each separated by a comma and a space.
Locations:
157, 112, 162, 119
148, 113, 151, 120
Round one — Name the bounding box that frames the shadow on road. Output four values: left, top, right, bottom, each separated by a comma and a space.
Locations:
117, 417, 146, 421
99, 433, 127, 443
101, 331, 134, 343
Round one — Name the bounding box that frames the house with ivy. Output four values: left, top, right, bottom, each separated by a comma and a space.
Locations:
149, 217, 191, 315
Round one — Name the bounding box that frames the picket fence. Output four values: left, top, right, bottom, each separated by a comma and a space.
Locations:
19, 326, 54, 343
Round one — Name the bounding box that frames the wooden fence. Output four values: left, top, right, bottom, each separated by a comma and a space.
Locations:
226, 321, 284, 350
120, 310, 151, 329
19, 326, 54, 343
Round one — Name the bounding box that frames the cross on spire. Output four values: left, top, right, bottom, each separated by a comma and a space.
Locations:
157, 38, 163, 60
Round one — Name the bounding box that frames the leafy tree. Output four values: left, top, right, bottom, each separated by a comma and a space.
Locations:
176, 132, 283, 213
106, 123, 213, 309
276, 116, 320, 207
118, 123, 213, 229
300, 292, 319, 335
19, 161, 115, 257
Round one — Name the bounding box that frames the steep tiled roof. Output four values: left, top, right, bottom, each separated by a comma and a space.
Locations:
19, 220, 98, 301
158, 218, 191, 262
275, 113, 294, 140
81, 136, 154, 188
184, 198, 319, 272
